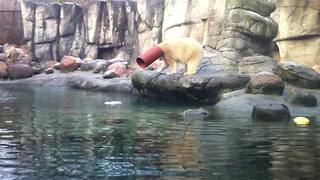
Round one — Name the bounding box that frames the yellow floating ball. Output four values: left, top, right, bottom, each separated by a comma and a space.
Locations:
293, 117, 310, 125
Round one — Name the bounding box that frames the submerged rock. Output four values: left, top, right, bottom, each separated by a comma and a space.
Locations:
275, 61, 320, 89
252, 103, 291, 121
286, 90, 317, 107
246, 72, 284, 95
180, 108, 209, 120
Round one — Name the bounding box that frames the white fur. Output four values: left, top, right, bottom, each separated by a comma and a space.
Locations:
157, 37, 202, 75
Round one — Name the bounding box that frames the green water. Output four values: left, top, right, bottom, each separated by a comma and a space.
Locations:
0, 84, 319, 179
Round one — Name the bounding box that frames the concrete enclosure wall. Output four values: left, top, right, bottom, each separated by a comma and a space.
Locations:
0, 0, 24, 45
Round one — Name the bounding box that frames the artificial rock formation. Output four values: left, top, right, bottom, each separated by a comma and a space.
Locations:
21, 0, 137, 62
134, 0, 279, 103
21, 0, 278, 71
273, 0, 320, 67
139, 0, 278, 72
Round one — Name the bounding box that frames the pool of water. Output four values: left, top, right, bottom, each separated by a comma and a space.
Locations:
0, 84, 319, 179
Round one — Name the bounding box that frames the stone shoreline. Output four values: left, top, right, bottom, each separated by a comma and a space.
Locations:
0, 71, 136, 94
1, 70, 319, 120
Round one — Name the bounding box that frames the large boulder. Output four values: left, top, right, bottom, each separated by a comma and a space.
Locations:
239, 55, 276, 74
246, 72, 284, 95
132, 70, 250, 104
273, 0, 320, 67
0, 62, 8, 78
252, 103, 291, 121
275, 61, 320, 89
180, 108, 209, 120
7, 63, 33, 80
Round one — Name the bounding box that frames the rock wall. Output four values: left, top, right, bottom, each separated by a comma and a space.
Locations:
0, 0, 24, 45
273, 0, 320, 68
21, 0, 278, 72
21, 0, 138, 62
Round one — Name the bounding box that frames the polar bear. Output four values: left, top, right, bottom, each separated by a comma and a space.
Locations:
157, 37, 203, 75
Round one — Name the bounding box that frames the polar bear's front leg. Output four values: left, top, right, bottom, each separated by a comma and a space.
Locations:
185, 59, 200, 75
171, 62, 178, 74
157, 60, 169, 72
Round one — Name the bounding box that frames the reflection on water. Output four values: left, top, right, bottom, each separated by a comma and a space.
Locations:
0, 84, 319, 179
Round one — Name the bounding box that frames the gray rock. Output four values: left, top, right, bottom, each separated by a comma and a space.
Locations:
45, 68, 54, 74
21, 0, 37, 41
226, 9, 278, 39
0, 45, 3, 53
286, 90, 318, 107
34, 43, 53, 61
181, 108, 209, 120
275, 61, 320, 89
239, 56, 276, 74
252, 103, 291, 121
83, 1, 104, 44
7, 63, 33, 80
132, 70, 250, 104
79, 62, 96, 71
226, 0, 276, 17
84, 45, 98, 59
59, 3, 82, 36
58, 3, 83, 59
67, 75, 134, 94
99, 0, 126, 46
59, 35, 74, 58
34, 3, 60, 44
69, 22, 85, 58
30, 61, 44, 75
103, 70, 118, 79
92, 60, 109, 73
0, 53, 8, 62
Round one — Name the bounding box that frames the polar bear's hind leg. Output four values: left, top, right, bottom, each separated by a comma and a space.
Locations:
185, 52, 202, 75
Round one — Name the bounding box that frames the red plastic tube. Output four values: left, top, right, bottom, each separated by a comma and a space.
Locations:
136, 46, 164, 69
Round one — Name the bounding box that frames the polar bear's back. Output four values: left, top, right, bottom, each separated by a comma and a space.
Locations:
158, 37, 202, 64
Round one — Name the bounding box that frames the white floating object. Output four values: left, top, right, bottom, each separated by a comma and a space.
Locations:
104, 101, 122, 105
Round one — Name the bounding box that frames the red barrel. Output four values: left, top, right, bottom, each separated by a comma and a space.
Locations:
136, 46, 164, 69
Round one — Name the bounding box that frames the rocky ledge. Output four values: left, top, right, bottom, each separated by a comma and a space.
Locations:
132, 70, 250, 104
0, 71, 135, 94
